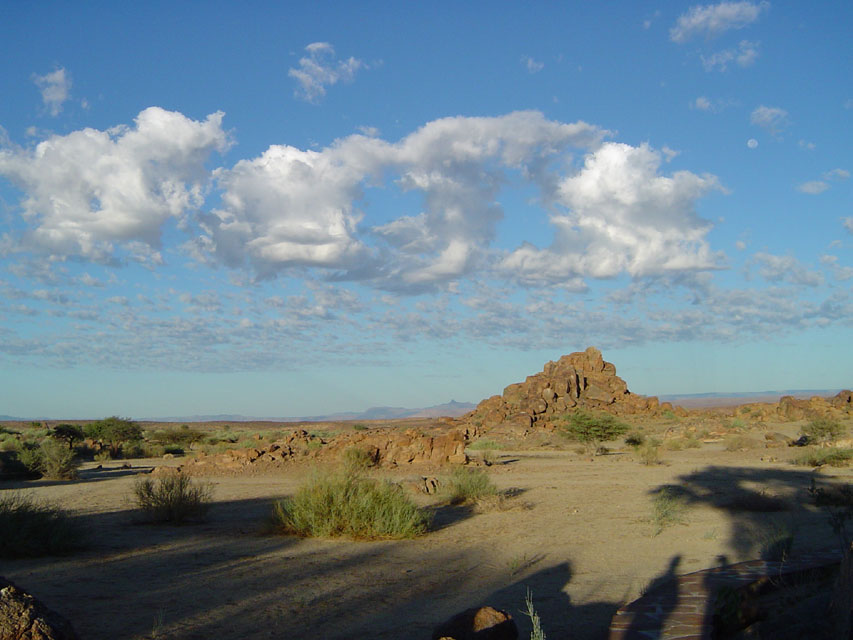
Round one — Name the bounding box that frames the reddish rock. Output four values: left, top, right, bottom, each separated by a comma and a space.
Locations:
432, 606, 518, 640
0, 578, 79, 640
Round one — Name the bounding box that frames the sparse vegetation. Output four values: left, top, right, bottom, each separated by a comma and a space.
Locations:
148, 424, 204, 447
352, 423, 368, 431
560, 410, 630, 453
637, 438, 663, 466
467, 439, 505, 451
132, 474, 213, 524
342, 446, 376, 470
0, 492, 85, 557
524, 589, 546, 640
724, 435, 762, 451
624, 431, 645, 447
271, 469, 430, 539
801, 417, 845, 445
440, 466, 499, 505
649, 487, 687, 535
792, 447, 853, 468
38, 438, 80, 480
85, 416, 143, 457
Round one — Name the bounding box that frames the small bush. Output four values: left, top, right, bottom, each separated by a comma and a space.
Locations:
39, 438, 80, 480
724, 435, 762, 451
132, 474, 213, 524
624, 431, 645, 447
650, 487, 687, 535
664, 438, 684, 451
467, 439, 505, 451
0, 493, 85, 557
751, 520, 796, 561
149, 426, 204, 447
792, 447, 853, 468
637, 439, 663, 466
524, 589, 546, 640
342, 446, 376, 470
271, 470, 430, 539
352, 423, 368, 431
662, 409, 678, 420
560, 410, 630, 453
802, 417, 845, 445
683, 436, 702, 449
440, 466, 499, 505
16, 442, 43, 473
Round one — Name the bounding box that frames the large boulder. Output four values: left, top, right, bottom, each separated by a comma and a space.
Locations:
0, 577, 79, 640
432, 605, 518, 640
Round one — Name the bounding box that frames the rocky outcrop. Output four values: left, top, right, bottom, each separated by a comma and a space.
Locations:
432, 606, 518, 640
0, 578, 79, 640
180, 427, 469, 474
462, 347, 661, 435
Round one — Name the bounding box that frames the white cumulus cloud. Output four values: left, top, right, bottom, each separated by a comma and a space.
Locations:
32, 67, 72, 116
288, 42, 366, 103
670, 1, 769, 43
521, 56, 544, 73
500, 142, 724, 284
0, 107, 229, 262
201, 111, 607, 291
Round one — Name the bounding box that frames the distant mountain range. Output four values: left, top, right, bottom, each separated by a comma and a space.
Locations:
3, 390, 847, 422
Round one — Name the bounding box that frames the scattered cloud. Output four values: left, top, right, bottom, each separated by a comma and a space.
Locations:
670, 2, 769, 43
844, 217, 853, 234
0, 107, 229, 262
821, 254, 853, 281
288, 42, 366, 103
747, 138, 758, 149
701, 39, 760, 71
798, 169, 849, 194
750, 105, 789, 136
798, 181, 829, 195
521, 56, 544, 73
32, 67, 71, 116
693, 96, 713, 111
798, 139, 816, 150
752, 252, 823, 287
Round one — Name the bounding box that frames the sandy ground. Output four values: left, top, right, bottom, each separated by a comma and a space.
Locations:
3, 424, 851, 640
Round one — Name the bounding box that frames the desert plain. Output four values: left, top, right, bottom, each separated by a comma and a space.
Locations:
2, 351, 852, 639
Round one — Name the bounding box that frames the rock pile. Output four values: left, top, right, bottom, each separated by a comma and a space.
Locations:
730, 390, 853, 423
461, 347, 664, 436
0, 578, 79, 640
170, 427, 469, 475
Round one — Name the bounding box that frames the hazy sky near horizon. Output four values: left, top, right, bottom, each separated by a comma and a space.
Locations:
1, 2, 851, 418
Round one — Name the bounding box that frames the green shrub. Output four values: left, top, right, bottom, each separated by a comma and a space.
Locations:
0, 493, 85, 557
440, 466, 498, 505
272, 470, 430, 539
85, 416, 143, 456
523, 589, 546, 640
792, 447, 853, 468
352, 423, 368, 431
148, 425, 204, 447
802, 417, 845, 445
342, 446, 376, 470
39, 438, 80, 480
132, 474, 213, 524
650, 487, 687, 535
662, 409, 678, 420
467, 439, 505, 451
16, 442, 43, 473
624, 431, 645, 447
560, 410, 630, 453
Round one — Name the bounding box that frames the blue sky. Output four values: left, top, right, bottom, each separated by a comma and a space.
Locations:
1, 2, 851, 418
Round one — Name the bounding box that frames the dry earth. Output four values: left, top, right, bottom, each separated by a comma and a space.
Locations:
3, 417, 852, 640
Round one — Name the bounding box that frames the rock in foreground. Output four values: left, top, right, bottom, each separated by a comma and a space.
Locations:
0, 577, 79, 640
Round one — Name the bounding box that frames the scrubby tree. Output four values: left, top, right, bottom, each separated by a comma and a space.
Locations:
85, 416, 142, 456
560, 409, 630, 453
51, 424, 84, 450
